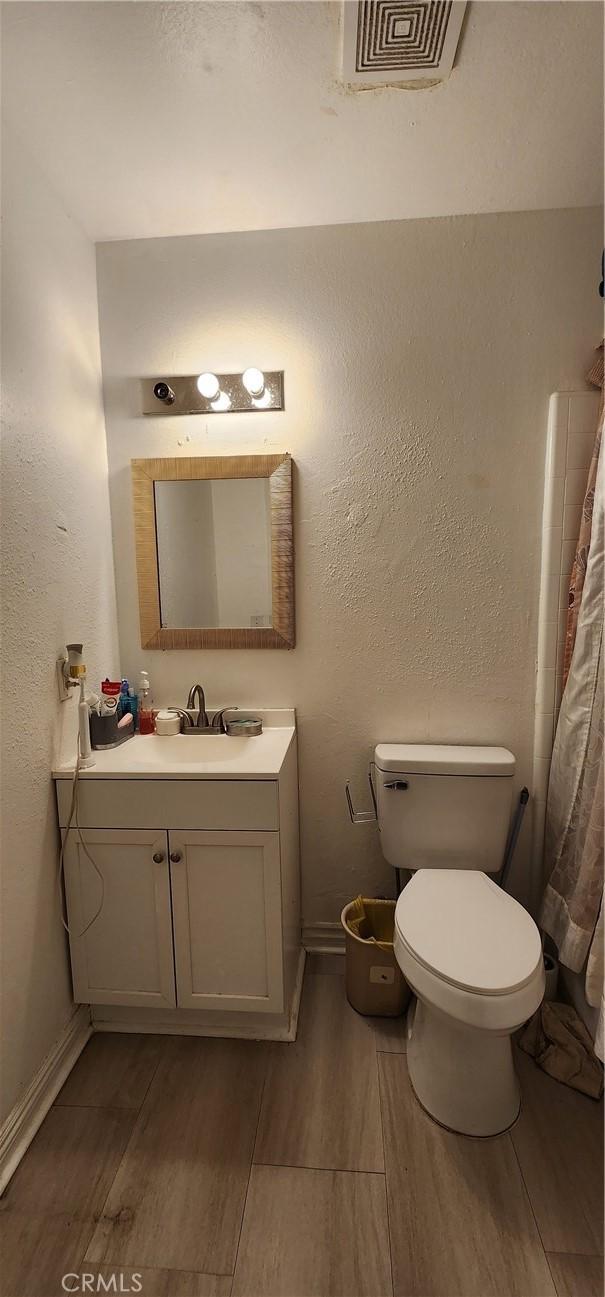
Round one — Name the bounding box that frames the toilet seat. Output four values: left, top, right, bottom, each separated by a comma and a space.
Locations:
394, 870, 545, 1032
395, 869, 542, 996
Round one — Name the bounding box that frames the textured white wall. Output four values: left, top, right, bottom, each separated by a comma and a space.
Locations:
96, 207, 602, 926
0, 127, 119, 1122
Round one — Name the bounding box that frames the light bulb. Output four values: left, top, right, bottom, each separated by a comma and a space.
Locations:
210, 390, 232, 412
252, 388, 273, 409
197, 372, 220, 400
242, 367, 265, 398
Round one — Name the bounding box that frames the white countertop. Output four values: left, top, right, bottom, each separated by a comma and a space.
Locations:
53, 710, 296, 781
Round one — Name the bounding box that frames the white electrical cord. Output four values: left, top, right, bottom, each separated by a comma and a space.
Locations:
58, 733, 105, 937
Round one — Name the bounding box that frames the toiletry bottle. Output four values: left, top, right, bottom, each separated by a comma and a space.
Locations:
118, 678, 130, 719
128, 685, 138, 731
137, 670, 154, 735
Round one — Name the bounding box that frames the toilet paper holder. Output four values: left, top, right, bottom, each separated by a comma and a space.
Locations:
345, 767, 378, 825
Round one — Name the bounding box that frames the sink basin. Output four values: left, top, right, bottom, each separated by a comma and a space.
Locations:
132, 734, 250, 766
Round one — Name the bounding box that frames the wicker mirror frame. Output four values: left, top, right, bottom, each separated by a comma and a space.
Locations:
131, 453, 294, 649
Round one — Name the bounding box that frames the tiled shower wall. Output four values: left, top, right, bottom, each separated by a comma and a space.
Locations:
532, 389, 600, 871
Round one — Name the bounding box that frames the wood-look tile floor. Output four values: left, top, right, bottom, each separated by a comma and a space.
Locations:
1, 958, 603, 1297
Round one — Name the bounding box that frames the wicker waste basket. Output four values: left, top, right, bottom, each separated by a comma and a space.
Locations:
341, 896, 410, 1017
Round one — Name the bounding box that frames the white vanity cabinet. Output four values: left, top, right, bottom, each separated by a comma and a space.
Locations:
54, 721, 302, 1041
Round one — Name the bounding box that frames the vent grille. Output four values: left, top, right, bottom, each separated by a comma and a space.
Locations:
342, 0, 467, 86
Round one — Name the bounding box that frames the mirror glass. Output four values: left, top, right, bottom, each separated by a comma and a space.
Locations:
154, 477, 272, 629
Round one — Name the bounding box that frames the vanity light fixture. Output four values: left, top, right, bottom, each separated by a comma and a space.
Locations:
143, 370, 284, 415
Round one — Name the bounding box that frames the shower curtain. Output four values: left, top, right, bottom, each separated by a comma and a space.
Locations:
563, 417, 602, 686
540, 394, 604, 1062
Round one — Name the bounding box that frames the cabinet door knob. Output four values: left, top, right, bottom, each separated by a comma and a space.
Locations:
152, 851, 165, 864
170, 851, 182, 863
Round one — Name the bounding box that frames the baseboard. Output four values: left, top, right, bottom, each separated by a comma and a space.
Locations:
94, 1018, 297, 1041
303, 922, 345, 953
284, 947, 306, 1040
94, 952, 308, 1044
0, 1006, 92, 1194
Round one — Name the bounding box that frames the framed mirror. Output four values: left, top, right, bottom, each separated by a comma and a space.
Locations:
131, 454, 294, 648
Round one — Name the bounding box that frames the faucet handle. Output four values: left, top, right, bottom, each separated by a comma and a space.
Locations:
171, 708, 194, 731
211, 707, 238, 733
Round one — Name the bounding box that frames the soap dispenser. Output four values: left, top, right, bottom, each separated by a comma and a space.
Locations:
137, 670, 154, 735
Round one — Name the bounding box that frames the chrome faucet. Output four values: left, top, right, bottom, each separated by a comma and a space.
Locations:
186, 683, 209, 728
179, 685, 238, 733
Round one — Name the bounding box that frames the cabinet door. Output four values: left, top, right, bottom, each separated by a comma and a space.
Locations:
62, 828, 176, 1008
170, 831, 284, 1013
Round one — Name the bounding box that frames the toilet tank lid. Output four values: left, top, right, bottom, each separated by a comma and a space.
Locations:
374, 744, 515, 776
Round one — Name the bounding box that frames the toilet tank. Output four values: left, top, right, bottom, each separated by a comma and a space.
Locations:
374, 744, 515, 872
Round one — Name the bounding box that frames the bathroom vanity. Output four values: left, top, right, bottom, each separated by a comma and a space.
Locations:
53, 711, 302, 1040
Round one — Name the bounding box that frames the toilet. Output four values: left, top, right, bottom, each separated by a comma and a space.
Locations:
374, 743, 545, 1137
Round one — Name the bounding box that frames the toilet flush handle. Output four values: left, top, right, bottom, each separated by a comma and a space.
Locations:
384, 780, 409, 791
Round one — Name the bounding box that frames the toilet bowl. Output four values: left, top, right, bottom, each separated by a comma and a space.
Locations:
394, 869, 545, 1137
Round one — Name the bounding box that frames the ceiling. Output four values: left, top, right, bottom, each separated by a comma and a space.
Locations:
2, 1, 603, 243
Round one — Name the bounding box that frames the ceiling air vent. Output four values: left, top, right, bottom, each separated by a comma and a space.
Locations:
342, 1, 467, 88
